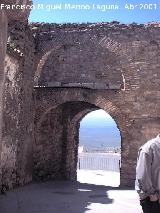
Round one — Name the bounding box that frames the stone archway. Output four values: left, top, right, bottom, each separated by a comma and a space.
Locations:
32, 23, 160, 188
34, 94, 131, 185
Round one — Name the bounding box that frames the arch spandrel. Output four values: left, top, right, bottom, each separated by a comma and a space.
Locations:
33, 23, 160, 92
35, 42, 124, 90
35, 91, 129, 135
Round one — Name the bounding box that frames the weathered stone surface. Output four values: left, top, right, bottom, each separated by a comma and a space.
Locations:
33, 22, 160, 187
0, 20, 160, 191
1, 20, 35, 189
2, 0, 32, 21
0, 9, 8, 190
0, 0, 32, 190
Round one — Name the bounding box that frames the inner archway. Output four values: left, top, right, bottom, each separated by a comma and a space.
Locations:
77, 109, 121, 187
34, 96, 129, 186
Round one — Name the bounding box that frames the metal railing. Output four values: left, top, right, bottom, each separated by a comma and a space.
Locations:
78, 152, 121, 172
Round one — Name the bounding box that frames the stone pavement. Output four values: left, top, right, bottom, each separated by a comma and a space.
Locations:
0, 171, 142, 213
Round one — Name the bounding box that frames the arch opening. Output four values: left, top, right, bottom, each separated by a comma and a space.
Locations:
34, 100, 122, 187
77, 109, 121, 187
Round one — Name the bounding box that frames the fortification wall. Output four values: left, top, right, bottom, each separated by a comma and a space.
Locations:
0, 19, 160, 189
0, 0, 33, 191
1, 20, 35, 189
0, 10, 8, 190
33, 22, 160, 186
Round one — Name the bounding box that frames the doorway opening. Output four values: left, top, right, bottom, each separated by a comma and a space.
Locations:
77, 109, 121, 187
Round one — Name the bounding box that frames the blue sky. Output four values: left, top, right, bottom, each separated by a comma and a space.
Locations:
80, 110, 117, 128
81, 109, 116, 127
29, 0, 160, 23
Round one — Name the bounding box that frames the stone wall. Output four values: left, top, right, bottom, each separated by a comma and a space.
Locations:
32, 22, 160, 91
33, 22, 160, 186
34, 106, 64, 181
0, 19, 160, 190
34, 88, 160, 186
0, 0, 33, 191
34, 99, 98, 181
1, 20, 35, 189
0, 10, 8, 189
3, 0, 32, 21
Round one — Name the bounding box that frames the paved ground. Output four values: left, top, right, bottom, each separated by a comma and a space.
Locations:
0, 170, 142, 213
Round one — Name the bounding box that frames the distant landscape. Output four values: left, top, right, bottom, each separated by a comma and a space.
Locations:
79, 110, 121, 149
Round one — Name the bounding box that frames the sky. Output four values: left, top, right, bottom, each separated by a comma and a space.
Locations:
80, 110, 115, 127
82, 110, 111, 119
29, 0, 160, 23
